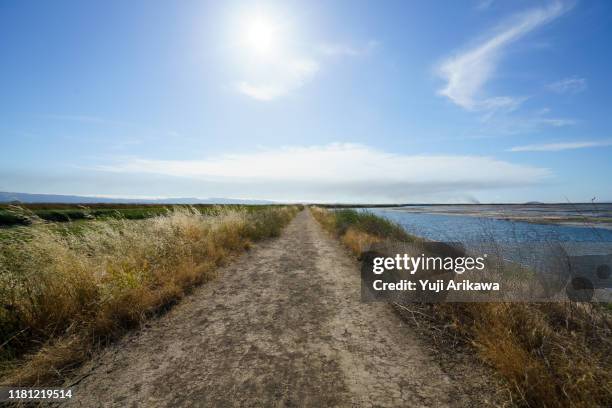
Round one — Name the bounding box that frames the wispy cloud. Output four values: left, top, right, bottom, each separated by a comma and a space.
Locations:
43, 114, 109, 123
235, 57, 319, 101
234, 38, 374, 101
547, 76, 587, 94
534, 117, 576, 127
235, 83, 284, 101
40, 113, 183, 143
41, 114, 134, 127
93, 143, 550, 201
476, 0, 495, 11
231, 11, 376, 101
437, 1, 570, 111
468, 106, 576, 138
509, 140, 612, 152
517, 107, 578, 128
318, 40, 379, 57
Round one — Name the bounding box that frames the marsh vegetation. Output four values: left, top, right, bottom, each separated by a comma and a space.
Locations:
311, 207, 611, 408
0, 205, 300, 385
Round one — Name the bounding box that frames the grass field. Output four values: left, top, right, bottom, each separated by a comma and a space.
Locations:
0, 203, 289, 227
0, 204, 300, 386
311, 207, 612, 408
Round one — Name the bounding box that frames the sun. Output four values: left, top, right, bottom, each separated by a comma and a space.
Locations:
243, 14, 279, 56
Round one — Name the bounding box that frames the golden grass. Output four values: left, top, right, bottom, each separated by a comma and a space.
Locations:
0, 206, 299, 385
310, 206, 612, 407
432, 302, 611, 407
310, 206, 336, 234
341, 227, 381, 256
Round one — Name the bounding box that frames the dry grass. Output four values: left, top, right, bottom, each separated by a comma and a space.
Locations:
341, 227, 381, 255
420, 302, 611, 407
311, 208, 384, 255
311, 207, 415, 243
310, 206, 612, 407
310, 206, 337, 234
0, 205, 299, 385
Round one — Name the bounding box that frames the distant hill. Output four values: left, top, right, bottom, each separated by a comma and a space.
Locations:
0, 192, 276, 205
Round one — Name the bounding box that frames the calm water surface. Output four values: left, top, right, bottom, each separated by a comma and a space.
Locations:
359, 209, 612, 299
365, 208, 612, 243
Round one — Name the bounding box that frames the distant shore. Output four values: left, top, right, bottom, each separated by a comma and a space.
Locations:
378, 203, 612, 230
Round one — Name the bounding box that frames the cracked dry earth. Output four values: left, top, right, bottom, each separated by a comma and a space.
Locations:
65, 210, 499, 407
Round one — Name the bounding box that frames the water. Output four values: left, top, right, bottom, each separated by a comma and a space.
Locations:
365, 208, 612, 243
358, 208, 612, 301
363, 208, 612, 269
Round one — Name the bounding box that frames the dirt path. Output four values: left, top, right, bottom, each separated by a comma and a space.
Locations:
65, 210, 497, 407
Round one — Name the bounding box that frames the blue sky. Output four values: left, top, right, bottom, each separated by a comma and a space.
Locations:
1, 0, 611, 203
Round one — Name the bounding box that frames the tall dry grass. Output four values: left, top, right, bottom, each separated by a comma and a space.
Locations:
423, 302, 611, 407
311, 207, 415, 255
310, 206, 611, 407
0, 205, 299, 385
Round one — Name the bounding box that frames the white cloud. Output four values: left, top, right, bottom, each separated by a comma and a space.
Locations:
230, 8, 320, 101
509, 140, 612, 152
318, 40, 379, 57
230, 11, 375, 101
235, 83, 285, 101
43, 114, 111, 123
437, 1, 569, 111
42, 114, 134, 127
547, 77, 587, 94
94, 143, 550, 201
235, 57, 319, 101
534, 117, 576, 127
470, 105, 577, 137
234, 37, 375, 101
476, 0, 495, 11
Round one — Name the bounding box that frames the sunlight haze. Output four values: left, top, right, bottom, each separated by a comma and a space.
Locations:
1, 0, 611, 203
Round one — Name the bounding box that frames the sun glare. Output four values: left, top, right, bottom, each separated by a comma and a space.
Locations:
243, 14, 279, 56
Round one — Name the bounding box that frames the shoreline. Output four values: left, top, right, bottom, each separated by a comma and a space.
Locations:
381, 207, 612, 230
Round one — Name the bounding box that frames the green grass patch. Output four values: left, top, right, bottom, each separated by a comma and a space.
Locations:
332, 209, 415, 242
0, 204, 292, 227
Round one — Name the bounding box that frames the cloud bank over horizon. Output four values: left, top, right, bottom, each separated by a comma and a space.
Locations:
509, 140, 612, 152
3, 1, 611, 203
66, 143, 552, 202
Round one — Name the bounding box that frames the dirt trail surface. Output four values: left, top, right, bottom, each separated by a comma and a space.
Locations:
65, 210, 498, 407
